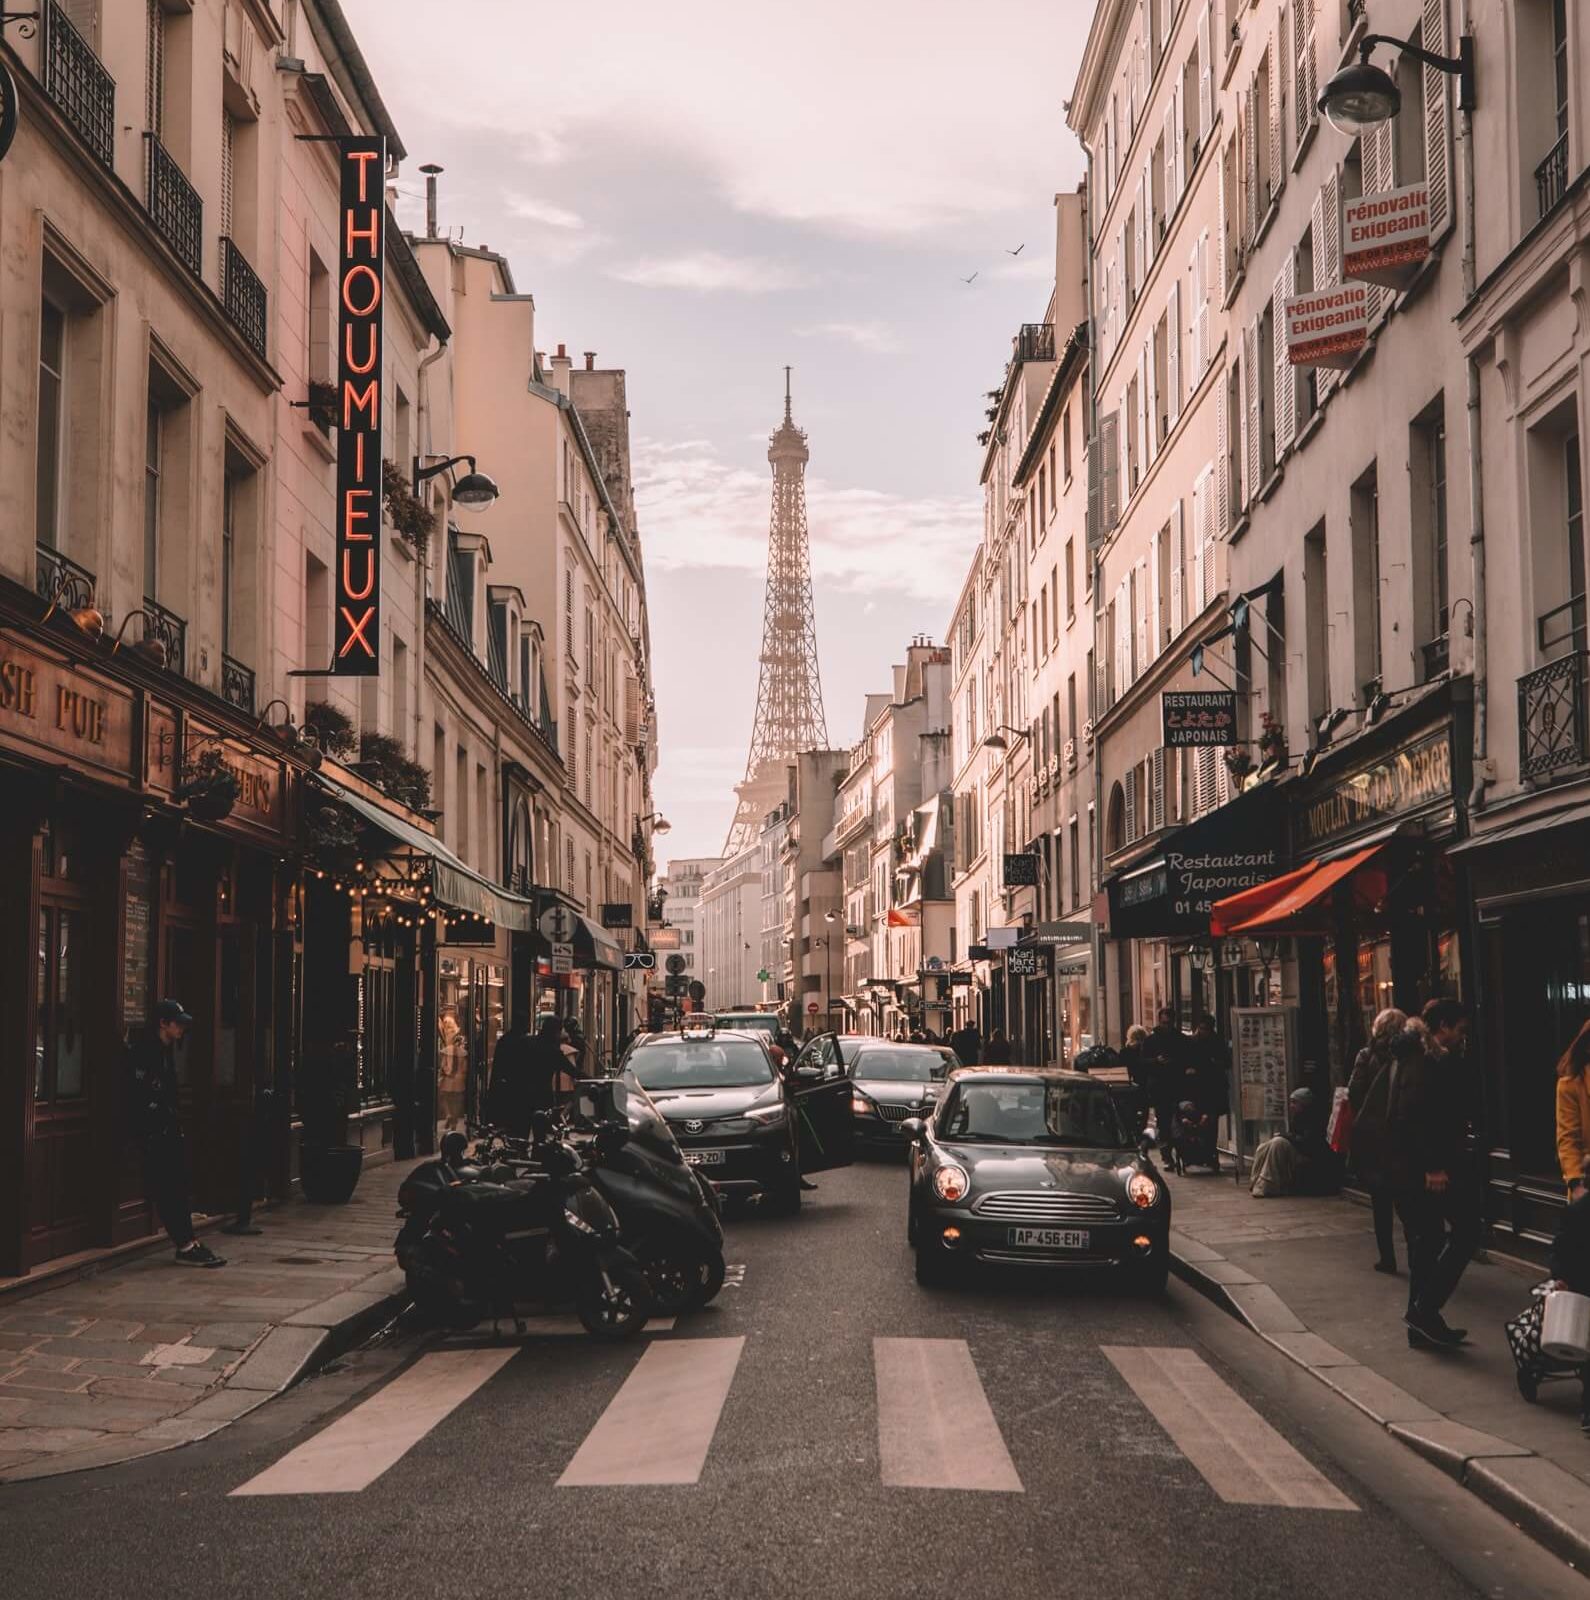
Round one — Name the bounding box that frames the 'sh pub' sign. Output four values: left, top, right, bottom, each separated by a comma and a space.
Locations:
334, 138, 386, 676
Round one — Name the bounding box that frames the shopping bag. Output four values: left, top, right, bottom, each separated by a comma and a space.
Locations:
1326, 1086, 1355, 1155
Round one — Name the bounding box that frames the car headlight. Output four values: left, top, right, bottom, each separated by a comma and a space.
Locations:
563, 1206, 598, 1234
932, 1164, 970, 1202
746, 1103, 786, 1126
1126, 1172, 1160, 1210
851, 1092, 874, 1115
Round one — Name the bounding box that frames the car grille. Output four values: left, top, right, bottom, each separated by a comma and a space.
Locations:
971, 1191, 1120, 1222
875, 1103, 915, 1123
667, 1117, 753, 1137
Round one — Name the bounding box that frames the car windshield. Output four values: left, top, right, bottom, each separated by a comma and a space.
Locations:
939, 1081, 1127, 1148
628, 1041, 774, 1090
851, 1048, 946, 1083
716, 1014, 776, 1036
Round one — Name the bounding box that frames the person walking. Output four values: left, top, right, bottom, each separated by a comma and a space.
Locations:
1545, 1188, 1590, 1435
125, 999, 225, 1268
950, 1020, 981, 1068
1143, 1007, 1189, 1145
484, 1015, 536, 1137
982, 1028, 1013, 1066
1555, 1019, 1590, 1206
1386, 1017, 1473, 1349
1347, 1006, 1408, 1274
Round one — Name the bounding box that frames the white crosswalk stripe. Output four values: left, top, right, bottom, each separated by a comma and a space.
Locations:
558, 1336, 746, 1487
231, 1345, 519, 1496
1103, 1346, 1357, 1511
875, 1337, 1023, 1492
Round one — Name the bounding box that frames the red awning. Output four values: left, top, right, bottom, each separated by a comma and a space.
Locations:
1210, 844, 1387, 936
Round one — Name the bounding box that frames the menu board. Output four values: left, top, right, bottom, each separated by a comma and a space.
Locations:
122, 840, 153, 1027
1231, 1005, 1298, 1174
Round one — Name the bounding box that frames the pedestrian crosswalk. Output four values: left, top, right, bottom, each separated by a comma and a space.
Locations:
231, 1335, 1359, 1510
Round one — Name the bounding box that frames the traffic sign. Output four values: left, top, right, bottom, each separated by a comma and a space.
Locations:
551, 941, 573, 974
807, 1001, 819, 1014
688, 980, 706, 1003
666, 953, 687, 977
539, 905, 575, 944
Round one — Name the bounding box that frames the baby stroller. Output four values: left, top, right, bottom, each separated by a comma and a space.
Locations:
1504, 1281, 1588, 1404
1169, 1099, 1220, 1176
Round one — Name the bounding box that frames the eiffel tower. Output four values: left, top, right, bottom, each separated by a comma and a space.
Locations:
724, 370, 829, 854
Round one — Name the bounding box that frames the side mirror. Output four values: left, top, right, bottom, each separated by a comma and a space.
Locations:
794, 1063, 823, 1082
900, 1117, 926, 1140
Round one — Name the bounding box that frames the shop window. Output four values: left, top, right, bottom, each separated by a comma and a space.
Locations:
35, 906, 86, 1101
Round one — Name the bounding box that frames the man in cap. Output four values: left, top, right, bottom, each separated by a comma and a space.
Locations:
125, 999, 225, 1267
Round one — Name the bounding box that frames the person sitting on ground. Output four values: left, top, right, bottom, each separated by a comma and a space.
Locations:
1250, 1087, 1344, 1198
1546, 1189, 1590, 1436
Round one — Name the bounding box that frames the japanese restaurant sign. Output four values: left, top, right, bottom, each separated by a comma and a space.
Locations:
1284, 282, 1369, 369
1343, 184, 1430, 288
1162, 689, 1238, 747
333, 137, 386, 677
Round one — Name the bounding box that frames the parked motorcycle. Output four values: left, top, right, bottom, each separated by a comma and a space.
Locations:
395, 1122, 652, 1341
571, 1078, 727, 1315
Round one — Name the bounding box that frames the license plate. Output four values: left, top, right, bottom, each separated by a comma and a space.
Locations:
683, 1149, 725, 1166
1007, 1227, 1090, 1249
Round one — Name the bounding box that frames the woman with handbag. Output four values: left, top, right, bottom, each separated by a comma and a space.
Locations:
1347, 1007, 1407, 1275
1558, 1020, 1590, 1206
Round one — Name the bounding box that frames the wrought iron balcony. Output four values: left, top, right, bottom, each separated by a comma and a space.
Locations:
1519, 652, 1589, 782
221, 654, 255, 714
35, 543, 99, 615
143, 597, 187, 676
1537, 133, 1570, 223
220, 238, 268, 361
43, 0, 115, 169
1013, 323, 1056, 366
144, 135, 203, 277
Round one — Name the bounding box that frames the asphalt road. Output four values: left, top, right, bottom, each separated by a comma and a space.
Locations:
2, 1160, 1582, 1600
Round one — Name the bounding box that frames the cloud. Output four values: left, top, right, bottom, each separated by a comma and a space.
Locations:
797, 320, 903, 354
634, 436, 978, 606
505, 195, 585, 229
989, 254, 1054, 282
608, 252, 813, 293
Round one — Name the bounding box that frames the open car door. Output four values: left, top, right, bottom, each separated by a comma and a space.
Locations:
790, 1034, 854, 1173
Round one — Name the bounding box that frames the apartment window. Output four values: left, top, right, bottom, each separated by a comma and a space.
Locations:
477, 764, 489, 869
1067, 673, 1078, 749
1304, 522, 1331, 721
307, 247, 332, 389
220, 112, 236, 239
455, 747, 469, 855
144, 360, 192, 608
1257, 302, 1275, 481
1062, 409, 1073, 480
1410, 401, 1449, 677
566, 837, 576, 892
36, 298, 66, 550
1350, 466, 1383, 692
1568, 432, 1587, 651
1554, 0, 1569, 142
1039, 585, 1050, 654
1069, 820, 1081, 912
1536, 417, 1588, 657
144, 397, 162, 599
393, 637, 409, 750
221, 464, 237, 655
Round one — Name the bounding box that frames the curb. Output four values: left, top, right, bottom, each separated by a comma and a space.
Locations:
1169, 1244, 1590, 1574
0, 1275, 410, 1485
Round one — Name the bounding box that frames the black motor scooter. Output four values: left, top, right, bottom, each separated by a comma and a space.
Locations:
570, 1079, 726, 1315
396, 1123, 652, 1341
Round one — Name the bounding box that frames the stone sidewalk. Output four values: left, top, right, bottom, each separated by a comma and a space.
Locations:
0, 1159, 416, 1484
1165, 1166, 1590, 1571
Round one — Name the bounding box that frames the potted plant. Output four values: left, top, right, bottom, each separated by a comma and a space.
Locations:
300, 1038, 364, 1204
382, 459, 438, 558
1257, 712, 1288, 776
306, 380, 339, 435
357, 733, 432, 812
304, 699, 359, 761
1223, 745, 1257, 787
176, 745, 239, 822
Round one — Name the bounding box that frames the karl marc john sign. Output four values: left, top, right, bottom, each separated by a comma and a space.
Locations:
333, 137, 386, 677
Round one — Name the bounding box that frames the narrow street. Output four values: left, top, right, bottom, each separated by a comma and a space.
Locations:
1, 1162, 1576, 1600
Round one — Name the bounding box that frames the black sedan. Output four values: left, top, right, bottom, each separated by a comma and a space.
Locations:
903, 1069, 1170, 1292
810, 1038, 952, 1151
623, 1027, 853, 1214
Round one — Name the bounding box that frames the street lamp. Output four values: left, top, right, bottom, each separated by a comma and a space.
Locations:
1318, 30, 1475, 137
412, 453, 501, 512
639, 812, 672, 834
981, 724, 1030, 752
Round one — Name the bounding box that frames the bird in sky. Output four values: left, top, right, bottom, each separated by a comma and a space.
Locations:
960, 271, 979, 284
1007, 243, 1026, 256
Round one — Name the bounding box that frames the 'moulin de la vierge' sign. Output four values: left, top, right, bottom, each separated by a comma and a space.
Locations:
334, 137, 386, 676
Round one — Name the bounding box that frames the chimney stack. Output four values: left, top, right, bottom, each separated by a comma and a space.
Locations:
420, 163, 443, 240
584, 351, 596, 370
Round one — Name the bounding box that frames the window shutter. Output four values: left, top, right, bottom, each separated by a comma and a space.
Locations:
1139, 342, 1152, 470
1164, 101, 1180, 218
1169, 498, 1185, 636
1243, 319, 1262, 503
1147, 531, 1162, 661
1188, 239, 1204, 379
1142, 162, 1155, 267
1115, 580, 1131, 698
1214, 380, 1229, 539
1216, 141, 1230, 304
1135, 557, 1149, 672
1133, 193, 1146, 301
1196, 228, 1212, 375
145, 0, 164, 132
1198, 3, 1214, 139
1120, 400, 1132, 507
1191, 474, 1207, 611
220, 113, 236, 239
1271, 28, 1287, 198
1167, 279, 1182, 428
1098, 411, 1121, 533
1124, 767, 1138, 843
1316, 168, 1342, 400
1194, 745, 1213, 815
64, 0, 99, 34
1244, 79, 1261, 241
1152, 747, 1167, 831
1273, 252, 1297, 453
1362, 120, 1394, 320
1423, 0, 1451, 238
1201, 459, 1219, 607
1294, 0, 1317, 149
1174, 81, 1187, 198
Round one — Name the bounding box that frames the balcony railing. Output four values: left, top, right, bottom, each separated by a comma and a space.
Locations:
1519, 652, 1589, 782
143, 597, 187, 677
35, 543, 99, 616
43, 0, 115, 169
144, 135, 203, 277
220, 237, 268, 361
221, 654, 255, 714
1537, 132, 1570, 223
1013, 322, 1056, 365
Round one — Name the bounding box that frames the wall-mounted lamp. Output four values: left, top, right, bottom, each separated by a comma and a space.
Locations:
413, 453, 500, 512
110, 609, 171, 668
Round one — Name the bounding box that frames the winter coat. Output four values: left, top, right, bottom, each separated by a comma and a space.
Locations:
1346, 1041, 1398, 1184
124, 1028, 182, 1142
1188, 1035, 1231, 1118
1384, 1037, 1466, 1190
1557, 1069, 1590, 1187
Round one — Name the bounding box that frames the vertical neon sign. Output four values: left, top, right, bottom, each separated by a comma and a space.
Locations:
333, 137, 385, 676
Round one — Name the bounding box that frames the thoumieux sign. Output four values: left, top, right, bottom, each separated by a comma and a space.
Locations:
334, 137, 386, 676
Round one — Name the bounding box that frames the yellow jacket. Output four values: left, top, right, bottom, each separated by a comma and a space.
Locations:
1558, 1071, 1590, 1185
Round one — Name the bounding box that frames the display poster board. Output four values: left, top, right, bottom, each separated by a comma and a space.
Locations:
1230, 1005, 1298, 1177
